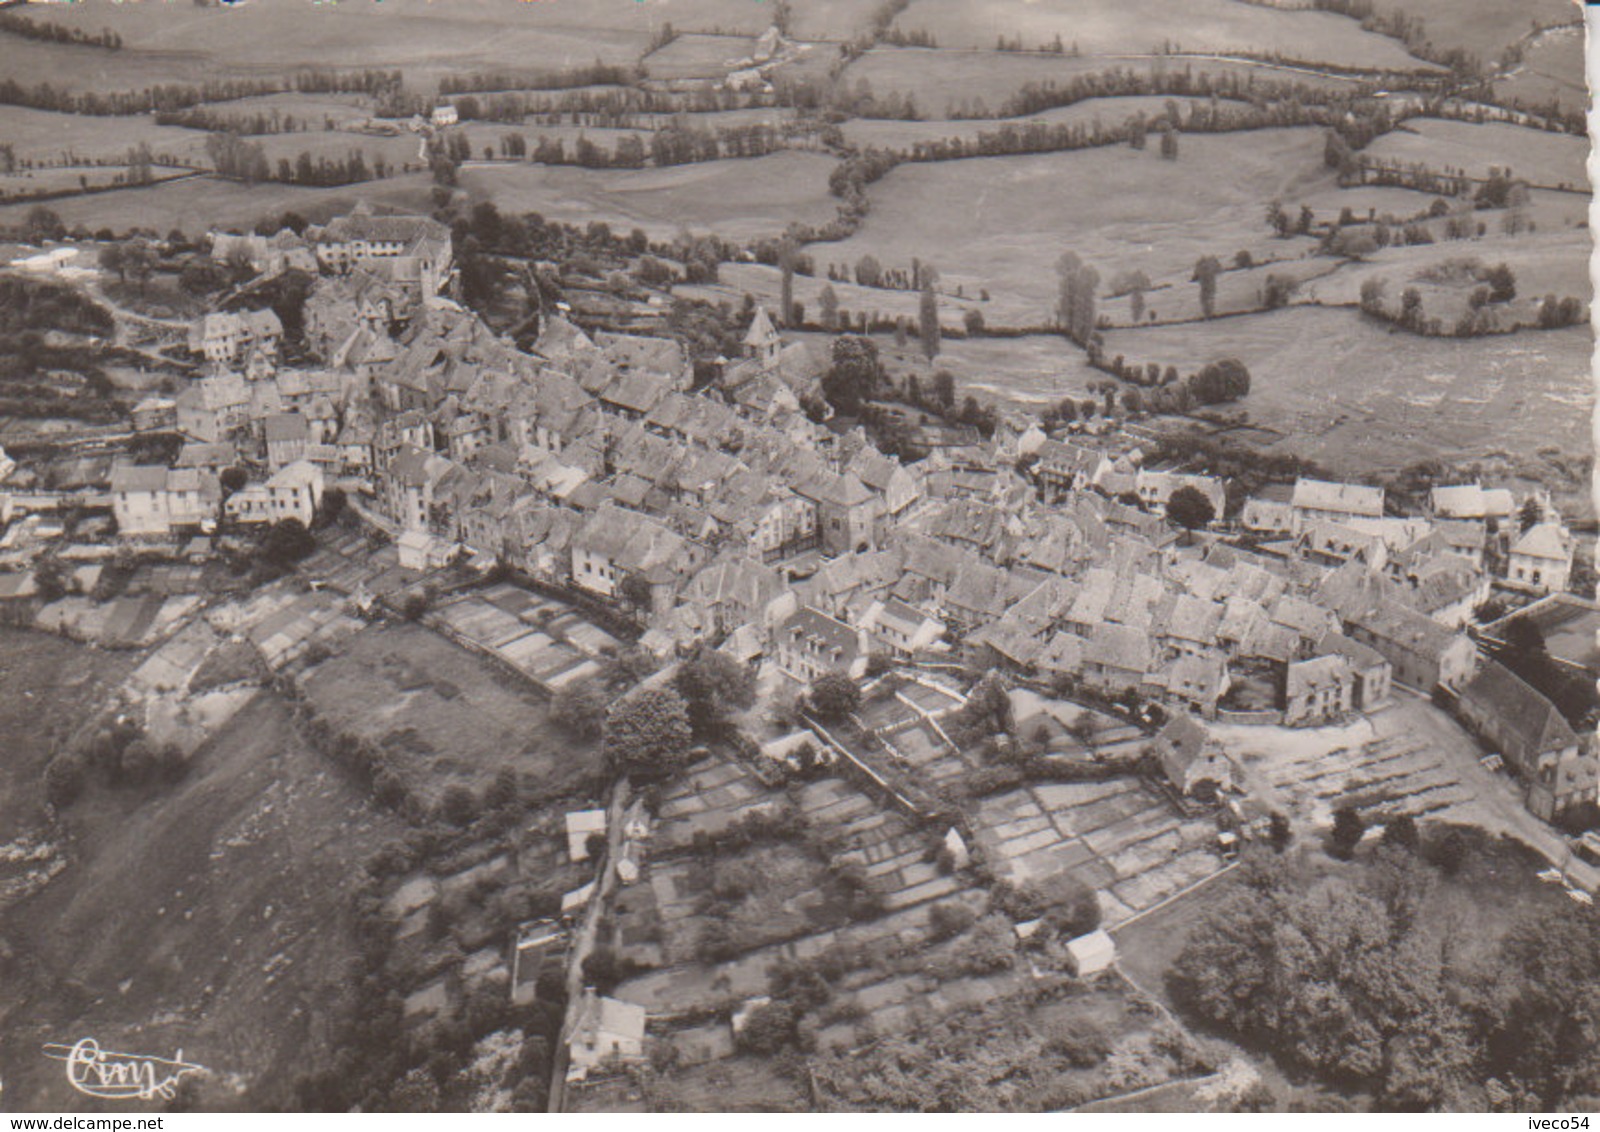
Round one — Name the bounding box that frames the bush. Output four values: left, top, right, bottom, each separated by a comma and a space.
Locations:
438, 785, 477, 827
44, 752, 86, 807
926, 900, 977, 942
808, 673, 860, 723
736, 1001, 798, 1055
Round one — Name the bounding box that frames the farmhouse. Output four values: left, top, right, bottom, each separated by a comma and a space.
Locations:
1065, 929, 1117, 977
570, 504, 699, 611
1135, 469, 1225, 522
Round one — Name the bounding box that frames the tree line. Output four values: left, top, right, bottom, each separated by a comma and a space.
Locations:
0, 11, 121, 49
0, 68, 401, 117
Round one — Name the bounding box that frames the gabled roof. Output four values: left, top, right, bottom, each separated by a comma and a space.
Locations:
1512, 522, 1572, 563
1292, 477, 1383, 517
1458, 660, 1579, 762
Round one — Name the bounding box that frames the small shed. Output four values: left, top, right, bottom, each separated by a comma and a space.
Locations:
943, 827, 970, 870
1065, 929, 1117, 977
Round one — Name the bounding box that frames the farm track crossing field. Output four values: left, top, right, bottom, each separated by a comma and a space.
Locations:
889, 0, 1439, 70
1493, 25, 1585, 115
1380, 0, 1577, 62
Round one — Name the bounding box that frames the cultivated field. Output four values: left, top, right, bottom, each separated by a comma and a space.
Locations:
0, 172, 436, 238
297, 621, 601, 809
839, 95, 1244, 151
1382, 0, 1578, 63
1360, 116, 1588, 190
889, 0, 1438, 70
459, 151, 840, 242
837, 47, 1360, 120
18, 0, 653, 90
809, 128, 1335, 323
1102, 306, 1592, 487
0, 106, 207, 166
641, 32, 758, 81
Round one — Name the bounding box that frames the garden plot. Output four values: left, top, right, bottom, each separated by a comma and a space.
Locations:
1242, 733, 1476, 827
652, 755, 781, 849
430, 590, 602, 690
297, 531, 416, 598
612, 890, 986, 1018
970, 779, 1225, 927
642, 842, 855, 965
795, 778, 962, 910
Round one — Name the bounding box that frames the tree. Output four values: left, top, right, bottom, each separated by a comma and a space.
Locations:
918, 279, 940, 360
439, 784, 476, 827
1359, 277, 1387, 315
551, 678, 609, 741
1266, 200, 1291, 238
1518, 497, 1543, 534
258, 517, 315, 567
1262, 273, 1296, 310
44, 753, 87, 808
1192, 256, 1222, 318
604, 685, 693, 778
1167, 485, 1216, 541
808, 673, 860, 723
672, 649, 756, 738
1055, 251, 1099, 346
1381, 813, 1420, 853
931, 369, 955, 411
1268, 812, 1291, 852
1329, 804, 1366, 859
1400, 287, 1423, 329
818, 283, 839, 331
854, 254, 882, 287
618, 572, 653, 613
736, 1001, 798, 1054
778, 240, 796, 326
822, 335, 883, 416
1484, 263, 1516, 303
316, 486, 346, 527
1159, 122, 1179, 159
